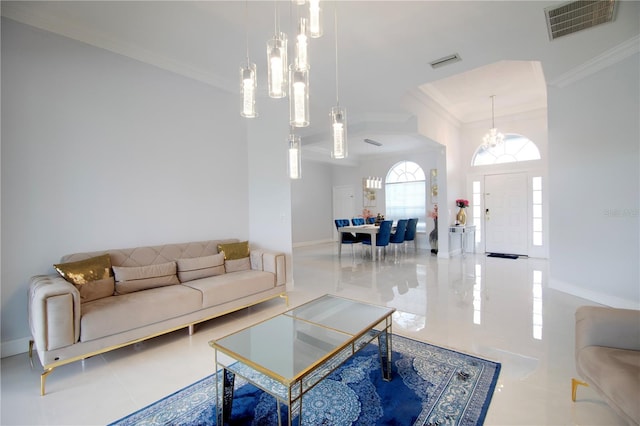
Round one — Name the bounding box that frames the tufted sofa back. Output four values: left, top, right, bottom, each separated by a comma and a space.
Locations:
60, 239, 239, 267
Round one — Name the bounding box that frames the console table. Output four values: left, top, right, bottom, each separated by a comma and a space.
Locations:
449, 225, 476, 257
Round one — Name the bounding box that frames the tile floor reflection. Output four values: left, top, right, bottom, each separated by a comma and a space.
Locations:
1, 243, 625, 425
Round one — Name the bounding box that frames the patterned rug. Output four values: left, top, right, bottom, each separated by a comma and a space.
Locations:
110, 335, 500, 426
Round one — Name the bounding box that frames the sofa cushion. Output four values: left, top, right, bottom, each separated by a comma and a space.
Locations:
176, 253, 225, 282
182, 270, 275, 309
578, 346, 640, 424
53, 254, 115, 303
79, 285, 202, 341
217, 241, 249, 260
113, 262, 179, 294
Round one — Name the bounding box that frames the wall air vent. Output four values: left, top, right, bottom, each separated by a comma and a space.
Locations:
429, 53, 462, 69
364, 138, 383, 146
545, 0, 616, 40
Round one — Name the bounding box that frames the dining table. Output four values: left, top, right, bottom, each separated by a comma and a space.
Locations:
338, 224, 380, 261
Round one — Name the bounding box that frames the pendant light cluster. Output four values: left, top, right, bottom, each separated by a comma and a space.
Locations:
239, 0, 348, 180
482, 95, 504, 149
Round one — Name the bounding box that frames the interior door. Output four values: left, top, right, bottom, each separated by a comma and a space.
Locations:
332, 185, 356, 240
484, 173, 528, 255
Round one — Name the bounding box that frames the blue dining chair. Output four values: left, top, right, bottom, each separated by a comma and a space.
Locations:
403, 218, 419, 252
351, 217, 371, 243
389, 219, 408, 257
335, 219, 361, 258
362, 220, 392, 260
366, 217, 376, 224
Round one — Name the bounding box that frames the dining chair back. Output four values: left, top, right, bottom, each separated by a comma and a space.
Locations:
404, 218, 419, 251
362, 220, 392, 259
389, 219, 408, 257
366, 217, 376, 224
335, 219, 360, 258
351, 217, 371, 243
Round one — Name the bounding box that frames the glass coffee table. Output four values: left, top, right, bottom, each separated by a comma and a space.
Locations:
209, 294, 395, 426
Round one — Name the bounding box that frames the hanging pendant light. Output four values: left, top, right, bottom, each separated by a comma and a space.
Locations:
482, 95, 504, 149
309, 0, 322, 38
288, 132, 302, 179
240, 1, 256, 118
330, 5, 347, 159
289, 66, 309, 127
267, 3, 287, 99
331, 106, 347, 159
240, 63, 257, 118
295, 17, 310, 70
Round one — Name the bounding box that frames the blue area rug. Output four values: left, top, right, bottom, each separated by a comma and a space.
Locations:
110, 335, 500, 426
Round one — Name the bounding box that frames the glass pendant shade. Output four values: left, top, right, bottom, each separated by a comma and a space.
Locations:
267, 33, 288, 98
296, 18, 310, 70
239, 63, 257, 118
289, 66, 309, 127
309, 0, 322, 38
330, 106, 347, 159
288, 134, 302, 179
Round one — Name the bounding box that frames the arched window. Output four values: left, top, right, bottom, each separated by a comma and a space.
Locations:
385, 161, 426, 232
472, 134, 540, 166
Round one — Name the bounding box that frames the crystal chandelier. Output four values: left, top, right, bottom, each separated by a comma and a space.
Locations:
482, 95, 504, 149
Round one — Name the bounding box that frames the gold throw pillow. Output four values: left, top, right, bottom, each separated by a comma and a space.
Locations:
217, 241, 249, 260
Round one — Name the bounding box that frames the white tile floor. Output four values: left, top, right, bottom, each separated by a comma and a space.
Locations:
1, 243, 625, 425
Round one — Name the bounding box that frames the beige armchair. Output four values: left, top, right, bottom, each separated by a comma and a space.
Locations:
572, 306, 640, 425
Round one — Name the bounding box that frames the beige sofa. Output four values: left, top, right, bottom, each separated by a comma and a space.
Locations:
28, 239, 287, 395
572, 306, 640, 425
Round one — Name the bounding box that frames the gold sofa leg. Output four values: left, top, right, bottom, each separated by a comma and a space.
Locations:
572, 378, 589, 401
280, 293, 289, 306
41, 368, 54, 396
28, 340, 34, 368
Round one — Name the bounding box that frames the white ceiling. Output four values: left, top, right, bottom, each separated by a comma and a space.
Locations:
3, 1, 638, 164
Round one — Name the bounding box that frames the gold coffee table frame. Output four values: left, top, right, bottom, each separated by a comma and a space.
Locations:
209, 294, 395, 426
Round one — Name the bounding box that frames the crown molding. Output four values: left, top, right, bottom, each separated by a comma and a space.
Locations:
549, 35, 640, 88
404, 88, 462, 128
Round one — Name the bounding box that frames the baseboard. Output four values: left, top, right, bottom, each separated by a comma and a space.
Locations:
292, 239, 333, 248
549, 278, 640, 309
1, 336, 31, 358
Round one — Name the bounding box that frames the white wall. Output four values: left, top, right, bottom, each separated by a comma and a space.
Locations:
246, 102, 294, 280
291, 159, 334, 245
548, 53, 640, 308
0, 19, 289, 355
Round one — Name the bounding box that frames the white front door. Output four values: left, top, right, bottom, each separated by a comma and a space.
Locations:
332, 185, 356, 240
484, 173, 528, 255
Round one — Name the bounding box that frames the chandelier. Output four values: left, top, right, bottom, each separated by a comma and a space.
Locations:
240, 1, 347, 180
482, 95, 504, 149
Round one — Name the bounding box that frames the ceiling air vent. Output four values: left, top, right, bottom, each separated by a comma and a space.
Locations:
364, 138, 382, 146
429, 53, 462, 69
545, 0, 617, 40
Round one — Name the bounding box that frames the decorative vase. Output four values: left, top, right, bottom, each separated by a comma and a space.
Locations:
429, 218, 438, 254
456, 207, 467, 226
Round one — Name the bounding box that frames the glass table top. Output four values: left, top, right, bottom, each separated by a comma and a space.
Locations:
211, 295, 395, 383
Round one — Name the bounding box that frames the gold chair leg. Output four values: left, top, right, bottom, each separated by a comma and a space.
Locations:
41, 368, 54, 396
572, 378, 589, 401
